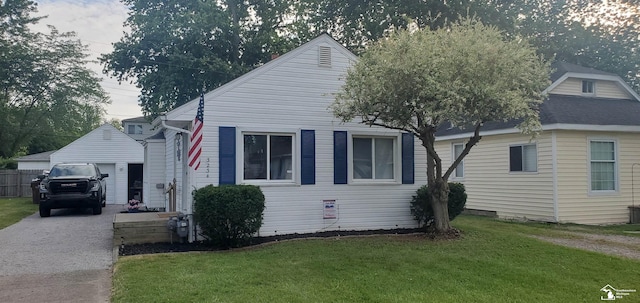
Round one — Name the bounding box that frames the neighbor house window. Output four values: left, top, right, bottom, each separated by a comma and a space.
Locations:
353, 137, 395, 180
509, 144, 537, 172
582, 80, 594, 94
452, 143, 464, 178
127, 124, 143, 135
590, 140, 617, 191
243, 134, 293, 181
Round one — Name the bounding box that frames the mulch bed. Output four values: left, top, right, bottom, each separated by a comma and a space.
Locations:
119, 227, 461, 256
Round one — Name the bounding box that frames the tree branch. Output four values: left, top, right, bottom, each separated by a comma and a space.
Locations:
443, 122, 483, 180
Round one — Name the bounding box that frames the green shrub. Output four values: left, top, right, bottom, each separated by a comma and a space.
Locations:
0, 158, 17, 169
193, 184, 265, 248
410, 182, 467, 228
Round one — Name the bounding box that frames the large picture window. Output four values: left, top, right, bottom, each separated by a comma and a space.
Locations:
590, 140, 616, 191
353, 137, 395, 180
509, 144, 537, 172
243, 134, 293, 181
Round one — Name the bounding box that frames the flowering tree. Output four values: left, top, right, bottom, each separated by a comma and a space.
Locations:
332, 19, 551, 232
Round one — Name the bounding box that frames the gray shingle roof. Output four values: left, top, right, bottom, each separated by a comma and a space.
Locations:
121, 116, 148, 123
16, 150, 56, 162
145, 131, 165, 140
436, 95, 640, 137
550, 61, 618, 82
436, 62, 639, 137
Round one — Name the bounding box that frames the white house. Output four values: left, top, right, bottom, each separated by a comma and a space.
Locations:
435, 62, 640, 224
47, 124, 145, 205
122, 116, 154, 142
146, 34, 426, 239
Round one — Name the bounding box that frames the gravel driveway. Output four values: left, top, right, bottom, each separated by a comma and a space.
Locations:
532, 231, 640, 260
0, 205, 119, 303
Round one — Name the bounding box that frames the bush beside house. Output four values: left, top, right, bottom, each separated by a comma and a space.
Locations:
193, 185, 265, 248
410, 183, 467, 228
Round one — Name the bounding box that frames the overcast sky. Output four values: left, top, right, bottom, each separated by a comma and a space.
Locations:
32, 0, 142, 121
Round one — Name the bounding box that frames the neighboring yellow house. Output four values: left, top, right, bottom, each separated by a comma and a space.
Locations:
435, 62, 640, 224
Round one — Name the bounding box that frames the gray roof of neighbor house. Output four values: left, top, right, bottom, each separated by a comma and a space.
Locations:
121, 116, 148, 123
550, 61, 618, 82
145, 131, 165, 140
436, 62, 640, 137
16, 150, 56, 162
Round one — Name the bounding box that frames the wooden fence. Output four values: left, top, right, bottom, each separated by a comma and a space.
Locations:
0, 169, 42, 197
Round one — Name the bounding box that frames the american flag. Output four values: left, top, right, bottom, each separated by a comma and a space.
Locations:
188, 93, 204, 170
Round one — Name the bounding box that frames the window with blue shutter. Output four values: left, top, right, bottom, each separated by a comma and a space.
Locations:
402, 133, 414, 184
333, 131, 348, 184
219, 126, 236, 185
301, 130, 315, 185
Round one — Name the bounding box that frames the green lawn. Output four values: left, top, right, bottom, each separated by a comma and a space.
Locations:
112, 216, 639, 303
0, 197, 38, 230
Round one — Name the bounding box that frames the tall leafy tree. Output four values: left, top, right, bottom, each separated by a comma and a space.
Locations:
299, 0, 640, 91
0, 0, 108, 158
514, 0, 640, 91
333, 20, 550, 232
295, 0, 518, 53
101, 0, 300, 118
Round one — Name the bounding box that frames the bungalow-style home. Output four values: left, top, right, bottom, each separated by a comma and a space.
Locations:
435, 62, 640, 225
145, 34, 426, 240
122, 116, 154, 142
17, 124, 145, 204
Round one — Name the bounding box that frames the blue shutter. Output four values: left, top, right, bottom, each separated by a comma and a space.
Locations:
219, 127, 236, 185
402, 133, 414, 184
300, 130, 315, 185
334, 131, 348, 184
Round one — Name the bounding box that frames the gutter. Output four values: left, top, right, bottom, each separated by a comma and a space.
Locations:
159, 115, 192, 135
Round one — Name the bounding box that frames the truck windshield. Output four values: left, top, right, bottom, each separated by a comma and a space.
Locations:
49, 165, 95, 177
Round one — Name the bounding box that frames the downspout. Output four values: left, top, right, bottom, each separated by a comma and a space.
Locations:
160, 116, 197, 243
551, 130, 559, 222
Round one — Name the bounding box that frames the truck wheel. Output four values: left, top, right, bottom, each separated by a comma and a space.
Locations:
92, 203, 102, 215
39, 205, 50, 217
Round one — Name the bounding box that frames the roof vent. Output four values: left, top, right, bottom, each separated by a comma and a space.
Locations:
103, 130, 112, 140
318, 46, 332, 67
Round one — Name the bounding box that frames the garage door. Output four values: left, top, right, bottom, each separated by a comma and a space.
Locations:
97, 164, 116, 205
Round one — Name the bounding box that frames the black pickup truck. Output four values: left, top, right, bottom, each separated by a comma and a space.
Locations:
38, 163, 108, 217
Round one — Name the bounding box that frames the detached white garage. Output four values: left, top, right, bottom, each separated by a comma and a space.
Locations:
49, 124, 144, 205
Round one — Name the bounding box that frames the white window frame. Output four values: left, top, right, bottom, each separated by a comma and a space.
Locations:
240, 131, 297, 186
348, 132, 401, 184
588, 138, 618, 194
451, 142, 464, 180
582, 79, 595, 95
509, 143, 538, 173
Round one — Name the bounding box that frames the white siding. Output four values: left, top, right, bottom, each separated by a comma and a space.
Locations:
550, 78, 633, 99
18, 161, 50, 171
162, 36, 426, 236
97, 164, 116, 204
162, 130, 189, 212
143, 139, 166, 209
50, 124, 144, 205
436, 133, 556, 221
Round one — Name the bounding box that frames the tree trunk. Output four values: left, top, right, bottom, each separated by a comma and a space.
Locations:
429, 178, 451, 232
